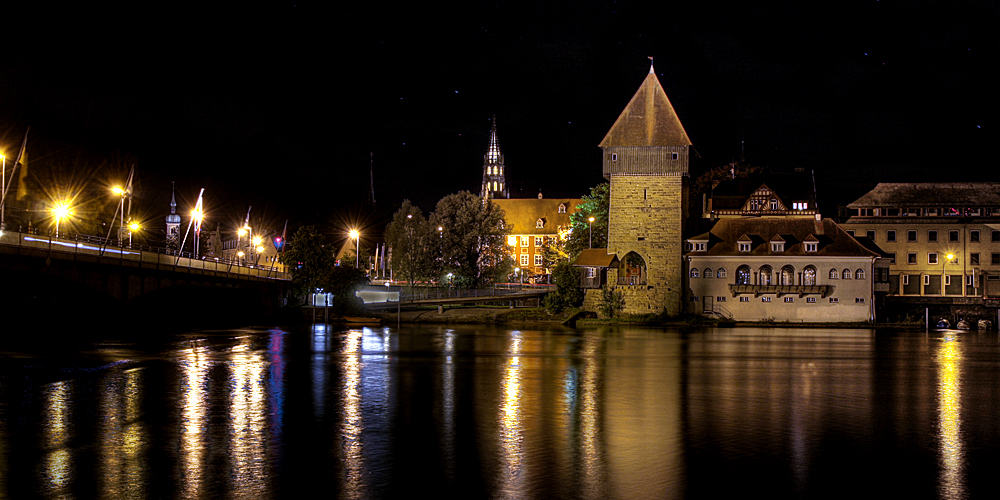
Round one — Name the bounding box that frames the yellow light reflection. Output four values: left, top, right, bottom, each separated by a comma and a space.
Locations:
341, 330, 364, 499
937, 333, 964, 499
99, 367, 147, 499
229, 337, 269, 498
499, 333, 524, 495
42, 381, 73, 495
179, 345, 210, 498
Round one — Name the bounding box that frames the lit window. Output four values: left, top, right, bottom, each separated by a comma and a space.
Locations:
759, 266, 773, 285
803, 266, 817, 285
784, 297, 794, 303
558, 204, 566, 214
762, 296, 772, 302
806, 297, 817, 303
586, 267, 595, 278
717, 296, 727, 302
520, 254, 529, 266
740, 296, 750, 302
534, 254, 543, 266
536, 219, 544, 228
717, 268, 727, 278
534, 236, 542, 247
690, 268, 700, 278
520, 236, 528, 247
507, 236, 516, 246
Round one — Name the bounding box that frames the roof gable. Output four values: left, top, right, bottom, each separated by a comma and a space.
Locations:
599, 65, 692, 147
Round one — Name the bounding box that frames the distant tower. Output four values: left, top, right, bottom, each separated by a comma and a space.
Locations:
165, 181, 181, 251
600, 63, 692, 316
481, 116, 509, 199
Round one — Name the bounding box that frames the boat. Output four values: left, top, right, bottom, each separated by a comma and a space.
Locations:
956, 319, 971, 330
978, 319, 993, 331
936, 318, 951, 329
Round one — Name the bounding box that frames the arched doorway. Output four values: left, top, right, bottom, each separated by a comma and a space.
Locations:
619, 251, 647, 285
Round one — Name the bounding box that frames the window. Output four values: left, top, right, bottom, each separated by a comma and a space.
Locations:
945, 275, 951, 286
736, 266, 751, 285
971, 253, 980, 265
907, 230, 917, 242
928, 253, 938, 265
950, 230, 959, 242
759, 266, 773, 285
806, 297, 817, 303
784, 297, 794, 303
519, 236, 528, 247
704, 268, 713, 278
887, 252, 896, 264
508, 235, 517, 246
855, 269, 865, 280
534, 236, 542, 247
803, 266, 817, 286
536, 219, 544, 228
695, 242, 706, 251
829, 298, 839, 303
856, 298, 865, 303
966, 275, 974, 286
993, 230, 1000, 242
887, 230, 896, 242
611, 153, 617, 162
717, 268, 727, 278
994, 253, 1000, 265
520, 246, 527, 253
866, 230, 875, 240
770, 199, 778, 210
690, 268, 700, 278
771, 243, 784, 252
717, 296, 727, 302
842, 268, 852, 280
780, 266, 795, 285
829, 269, 839, 279
924, 275, 931, 285
739, 296, 750, 302
805, 242, 817, 252
907, 253, 917, 265
739, 242, 751, 252
558, 203, 567, 213
534, 254, 543, 266
928, 230, 938, 242
762, 297, 772, 302
971, 230, 980, 242
902, 275, 909, 285
586, 267, 595, 278
520, 254, 529, 266
671, 152, 679, 160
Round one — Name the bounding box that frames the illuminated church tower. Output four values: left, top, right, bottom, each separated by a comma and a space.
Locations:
165, 182, 181, 251
480, 116, 508, 199
600, 63, 692, 316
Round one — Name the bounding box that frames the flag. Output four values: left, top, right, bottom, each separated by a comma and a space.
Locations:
15, 136, 28, 201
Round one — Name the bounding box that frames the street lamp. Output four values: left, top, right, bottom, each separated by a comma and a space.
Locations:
52, 201, 72, 238
349, 229, 360, 268
191, 208, 203, 258
588, 217, 595, 249
128, 221, 140, 248
944, 253, 955, 295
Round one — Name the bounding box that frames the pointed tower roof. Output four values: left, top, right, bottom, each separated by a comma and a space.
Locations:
485, 115, 502, 164
600, 64, 692, 147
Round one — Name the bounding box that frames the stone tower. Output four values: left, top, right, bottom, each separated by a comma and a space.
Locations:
480, 116, 509, 199
599, 64, 692, 316
165, 181, 181, 251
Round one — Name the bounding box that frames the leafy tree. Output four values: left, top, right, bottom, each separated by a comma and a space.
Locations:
429, 191, 513, 288
383, 200, 436, 288
543, 261, 583, 313
281, 225, 336, 296
598, 285, 625, 318
324, 265, 370, 316
566, 183, 610, 259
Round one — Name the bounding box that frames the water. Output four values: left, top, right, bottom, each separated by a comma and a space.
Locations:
0, 325, 996, 499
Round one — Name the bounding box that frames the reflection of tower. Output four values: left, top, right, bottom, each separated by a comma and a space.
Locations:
481, 116, 509, 199
165, 182, 181, 251
601, 63, 692, 315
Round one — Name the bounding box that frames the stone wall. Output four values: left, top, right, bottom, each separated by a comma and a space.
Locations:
608, 174, 684, 316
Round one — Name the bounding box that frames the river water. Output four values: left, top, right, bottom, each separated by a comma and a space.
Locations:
0, 324, 996, 499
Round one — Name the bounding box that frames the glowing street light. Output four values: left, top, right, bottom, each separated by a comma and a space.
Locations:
128, 221, 140, 247
192, 207, 204, 258
349, 229, 360, 268
52, 201, 72, 238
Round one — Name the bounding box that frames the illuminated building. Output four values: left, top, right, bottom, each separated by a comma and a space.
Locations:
493, 195, 582, 279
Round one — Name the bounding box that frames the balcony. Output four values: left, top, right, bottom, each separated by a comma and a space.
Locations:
728, 284, 834, 298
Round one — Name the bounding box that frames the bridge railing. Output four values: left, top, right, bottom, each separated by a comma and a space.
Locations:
393, 283, 554, 302
0, 230, 289, 280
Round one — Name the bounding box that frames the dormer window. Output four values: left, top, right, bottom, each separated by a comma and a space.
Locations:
805, 242, 817, 252
739, 242, 751, 252
771, 243, 784, 252
536, 219, 544, 228
558, 204, 566, 214
695, 242, 706, 251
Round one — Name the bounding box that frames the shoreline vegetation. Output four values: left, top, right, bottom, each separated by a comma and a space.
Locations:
300, 306, 924, 329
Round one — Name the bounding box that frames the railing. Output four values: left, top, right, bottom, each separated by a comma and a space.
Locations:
617, 277, 647, 285
394, 283, 553, 302
0, 229, 289, 280
727, 284, 833, 298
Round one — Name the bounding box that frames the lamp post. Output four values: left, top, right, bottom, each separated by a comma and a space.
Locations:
128, 221, 140, 248
588, 217, 595, 249
52, 202, 72, 238
944, 253, 955, 295
191, 208, 203, 258
350, 229, 360, 268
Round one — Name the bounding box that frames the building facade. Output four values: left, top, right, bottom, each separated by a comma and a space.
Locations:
493, 195, 581, 279
685, 218, 882, 322
598, 64, 690, 315
840, 183, 1000, 299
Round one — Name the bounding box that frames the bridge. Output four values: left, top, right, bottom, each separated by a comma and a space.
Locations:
0, 229, 289, 328
361, 284, 554, 310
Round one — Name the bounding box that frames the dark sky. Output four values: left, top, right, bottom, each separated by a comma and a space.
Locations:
0, 1, 995, 240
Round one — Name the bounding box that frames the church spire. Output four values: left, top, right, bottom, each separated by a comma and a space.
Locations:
166, 181, 181, 251
481, 115, 508, 199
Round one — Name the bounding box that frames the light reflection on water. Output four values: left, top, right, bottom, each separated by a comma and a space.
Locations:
5, 326, 999, 498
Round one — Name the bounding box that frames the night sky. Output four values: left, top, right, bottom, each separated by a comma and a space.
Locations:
0, 1, 995, 241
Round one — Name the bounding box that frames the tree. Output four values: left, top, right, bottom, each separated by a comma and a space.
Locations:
280, 225, 336, 296
383, 200, 436, 288
598, 285, 625, 319
542, 261, 584, 313
566, 183, 610, 259
430, 191, 513, 288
